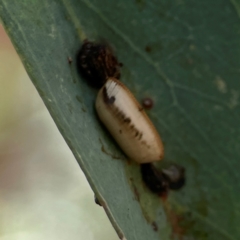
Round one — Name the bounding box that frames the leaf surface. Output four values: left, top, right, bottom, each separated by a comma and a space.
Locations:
1, 0, 240, 239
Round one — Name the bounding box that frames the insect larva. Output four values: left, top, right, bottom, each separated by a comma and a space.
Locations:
96, 78, 164, 163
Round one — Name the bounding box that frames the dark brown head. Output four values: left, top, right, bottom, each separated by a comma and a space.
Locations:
77, 40, 122, 89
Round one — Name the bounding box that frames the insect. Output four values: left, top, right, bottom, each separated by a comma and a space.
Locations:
77, 40, 185, 194
96, 78, 164, 163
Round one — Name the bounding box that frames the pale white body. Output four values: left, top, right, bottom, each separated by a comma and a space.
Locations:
95, 78, 164, 163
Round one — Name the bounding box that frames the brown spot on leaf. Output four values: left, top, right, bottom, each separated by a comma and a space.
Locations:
103, 87, 115, 104
77, 40, 122, 89
123, 117, 131, 123
68, 57, 72, 64
142, 97, 154, 110
151, 221, 158, 231
145, 45, 152, 53
164, 202, 186, 239
133, 184, 140, 201
99, 138, 121, 160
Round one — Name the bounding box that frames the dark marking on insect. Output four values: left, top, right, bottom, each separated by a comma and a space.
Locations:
103, 87, 115, 104
138, 106, 144, 111
115, 108, 120, 114
119, 129, 122, 134
113, 107, 133, 126
141, 163, 169, 196
113, 107, 124, 119
123, 117, 131, 123
116, 111, 121, 118
119, 112, 125, 119
142, 97, 154, 110
77, 40, 122, 88
109, 97, 115, 104
117, 111, 126, 121
151, 221, 158, 231
129, 177, 140, 201
138, 132, 143, 140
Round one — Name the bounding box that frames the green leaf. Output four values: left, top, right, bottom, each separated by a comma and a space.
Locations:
1, 0, 240, 239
